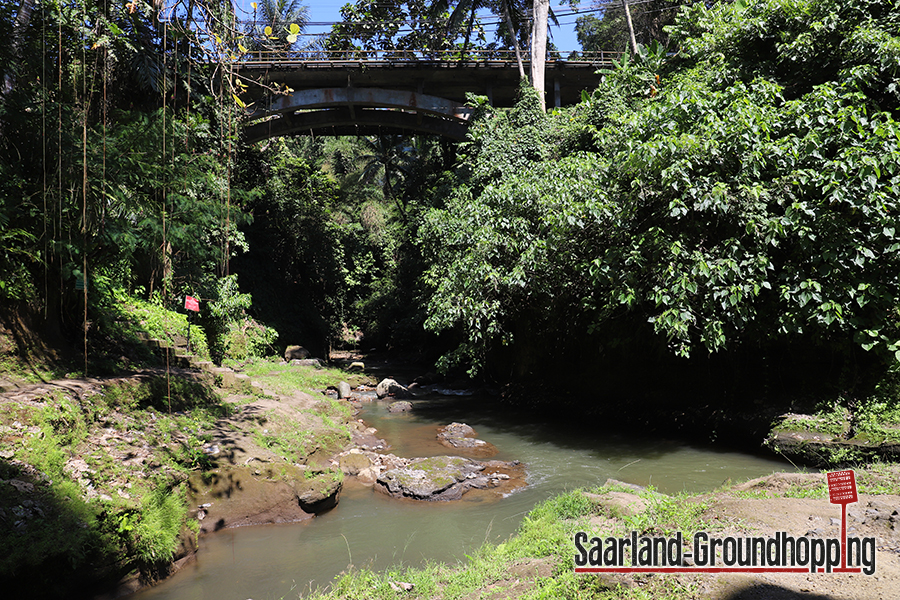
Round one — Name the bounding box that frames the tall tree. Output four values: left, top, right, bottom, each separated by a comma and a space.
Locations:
430, 0, 529, 77
0, 0, 36, 99
358, 135, 415, 220
248, 0, 310, 56
576, 0, 683, 52
531, 0, 550, 109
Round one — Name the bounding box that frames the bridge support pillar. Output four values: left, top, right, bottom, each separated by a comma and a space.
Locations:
554, 79, 561, 109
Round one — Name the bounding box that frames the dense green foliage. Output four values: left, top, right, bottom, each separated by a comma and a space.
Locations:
322, 0, 533, 59
576, 0, 683, 53
420, 0, 900, 400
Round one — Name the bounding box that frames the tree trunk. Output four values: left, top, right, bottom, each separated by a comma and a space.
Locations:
530, 0, 549, 111
621, 0, 639, 55
503, 2, 526, 80
1, 0, 37, 100
461, 5, 477, 60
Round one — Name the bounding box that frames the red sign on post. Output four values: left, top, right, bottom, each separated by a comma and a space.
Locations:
184, 296, 200, 312
827, 469, 858, 570
827, 470, 857, 505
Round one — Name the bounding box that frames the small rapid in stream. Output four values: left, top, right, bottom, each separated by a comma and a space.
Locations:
132, 389, 795, 600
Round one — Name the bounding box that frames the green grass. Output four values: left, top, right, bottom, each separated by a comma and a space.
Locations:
254, 411, 351, 464
238, 356, 368, 396
113, 291, 210, 360
857, 462, 900, 494
0, 354, 64, 385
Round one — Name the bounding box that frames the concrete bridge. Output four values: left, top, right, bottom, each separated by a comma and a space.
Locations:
237, 50, 622, 142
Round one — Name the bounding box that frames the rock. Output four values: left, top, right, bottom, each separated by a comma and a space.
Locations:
377, 456, 481, 500
339, 450, 372, 475
582, 479, 662, 518
413, 372, 440, 386
388, 401, 413, 413
436, 422, 498, 458
293, 471, 343, 513
389, 581, 414, 592
284, 345, 311, 361
338, 381, 352, 399
352, 429, 388, 451
585, 491, 649, 518
348, 361, 365, 372
375, 456, 523, 501
437, 422, 477, 439
376, 378, 410, 399
188, 465, 317, 532
603, 478, 652, 493
439, 436, 498, 458
8, 479, 34, 494
291, 358, 324, 368
357, 466, 379, 486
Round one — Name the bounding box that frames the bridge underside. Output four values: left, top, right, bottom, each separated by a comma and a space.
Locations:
243, 87, 471, 142
244, 107, 468, 142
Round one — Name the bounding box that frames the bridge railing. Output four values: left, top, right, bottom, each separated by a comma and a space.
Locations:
235, 49, 626, 67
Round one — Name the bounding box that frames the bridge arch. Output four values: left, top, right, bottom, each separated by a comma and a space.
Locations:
243, 88, 472, 142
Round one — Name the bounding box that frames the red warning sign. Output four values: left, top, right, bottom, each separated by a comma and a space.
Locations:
827, 470, 857, 505
184, 296, 200, 312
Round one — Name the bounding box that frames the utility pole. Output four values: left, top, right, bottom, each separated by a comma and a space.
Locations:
531, 0, 549, 111
621, 0, 639, 55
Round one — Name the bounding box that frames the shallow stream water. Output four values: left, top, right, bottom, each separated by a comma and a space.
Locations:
131, 389, 794, 600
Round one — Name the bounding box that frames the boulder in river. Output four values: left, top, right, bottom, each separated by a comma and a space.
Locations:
436, 422, 498, 458
293, 469, 343, 513
388, 401, 413, 413
375, 455, 523, 501
337, 381, 352, 399
376, 378, 411, 399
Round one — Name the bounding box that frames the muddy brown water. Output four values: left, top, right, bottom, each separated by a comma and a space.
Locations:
130, 389, 795, 600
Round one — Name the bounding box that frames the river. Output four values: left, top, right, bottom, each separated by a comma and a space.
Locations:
131, 388, 795, 600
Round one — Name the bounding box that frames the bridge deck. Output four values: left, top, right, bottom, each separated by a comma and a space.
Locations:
237, 53, 620, 140
237, 58, 613, 107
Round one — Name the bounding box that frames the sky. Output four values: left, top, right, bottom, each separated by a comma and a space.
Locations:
231, 0, 594, 53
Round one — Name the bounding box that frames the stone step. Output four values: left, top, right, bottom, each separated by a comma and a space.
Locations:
136, 334, 255, 392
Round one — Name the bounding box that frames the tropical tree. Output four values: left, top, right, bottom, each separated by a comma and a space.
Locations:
324, 0, 459, 58
420, 0, 900, 396
358, 135, 417, 220
247, 0, 310, 56
576, 0, 684, 53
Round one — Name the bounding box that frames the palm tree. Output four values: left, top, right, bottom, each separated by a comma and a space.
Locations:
249, 0, 311, 57
358, 135, 415, 221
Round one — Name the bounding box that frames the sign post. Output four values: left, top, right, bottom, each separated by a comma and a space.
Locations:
826, 469, 858, 569
184, 296, 200, 353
